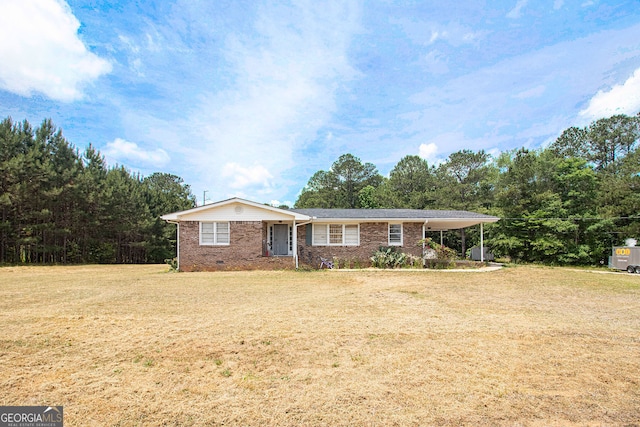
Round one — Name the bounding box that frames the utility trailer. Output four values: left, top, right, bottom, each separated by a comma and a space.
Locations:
609, 246, 640, 273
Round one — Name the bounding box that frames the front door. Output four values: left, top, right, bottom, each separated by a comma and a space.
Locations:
273, 224, 289, 256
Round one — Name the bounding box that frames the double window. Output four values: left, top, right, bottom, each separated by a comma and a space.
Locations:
313, 224, 359, 246
200, 222, 230, 245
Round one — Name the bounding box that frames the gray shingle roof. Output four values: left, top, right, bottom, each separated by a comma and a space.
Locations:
291, 208, 498, 220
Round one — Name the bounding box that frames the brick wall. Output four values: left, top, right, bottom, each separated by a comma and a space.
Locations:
179, 221, 295, 271
296, 222, 424, 268
179, 220, 425, 271
403, 222, 424, 257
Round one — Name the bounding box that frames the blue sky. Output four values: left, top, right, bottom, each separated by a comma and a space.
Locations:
1, 0, 640, 206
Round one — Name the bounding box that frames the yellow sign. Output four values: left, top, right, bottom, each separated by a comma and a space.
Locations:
615, 248, 631, 255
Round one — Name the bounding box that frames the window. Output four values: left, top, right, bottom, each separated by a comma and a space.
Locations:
312, 224, 359, 246
200, 222, 230, 245
329, 224, 342, 244
289, 226, 293, 252
389, 223, 403, 246
313, 224, 328, 245
344, 225, 359, 245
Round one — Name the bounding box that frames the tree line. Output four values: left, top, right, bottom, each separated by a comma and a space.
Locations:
1, 113, 637, 266
0, 117, 196, 264
295, 113, 640, 265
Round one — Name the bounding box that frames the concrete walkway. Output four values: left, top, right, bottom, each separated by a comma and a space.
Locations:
329, 263, 504, 273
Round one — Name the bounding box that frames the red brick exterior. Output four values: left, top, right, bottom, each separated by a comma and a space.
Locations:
179, 221, 294, 271
296, 222, 424, 268
179, 220, 424, 271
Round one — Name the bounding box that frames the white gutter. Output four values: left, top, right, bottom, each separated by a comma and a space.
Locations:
293, 219, 297, 269
480, 222, 484, 262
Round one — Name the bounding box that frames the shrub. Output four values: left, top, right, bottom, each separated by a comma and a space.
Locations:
165, 257, 179, 272
371, 246, 408, 269
405, 254, 423, 269
424, 258, 455, 269
418, 238, 457, 269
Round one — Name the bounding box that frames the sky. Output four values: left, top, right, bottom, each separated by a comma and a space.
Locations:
1, 0, 640, 207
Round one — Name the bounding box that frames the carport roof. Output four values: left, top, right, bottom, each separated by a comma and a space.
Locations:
291, 208, 499, 230
292, 208, 498, 221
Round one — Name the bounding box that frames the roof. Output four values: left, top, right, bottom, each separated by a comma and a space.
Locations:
160, 197, 499, 230
160, 197, 311, 221
291, 208, 499, 230
292, 208, 498, 220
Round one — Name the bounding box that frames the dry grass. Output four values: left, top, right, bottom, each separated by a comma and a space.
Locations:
0, 265, 639, 426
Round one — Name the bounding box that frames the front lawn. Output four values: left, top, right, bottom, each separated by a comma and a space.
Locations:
0, 265, 638, 426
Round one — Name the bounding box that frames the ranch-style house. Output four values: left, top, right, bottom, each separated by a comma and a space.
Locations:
161, 197, 500, 271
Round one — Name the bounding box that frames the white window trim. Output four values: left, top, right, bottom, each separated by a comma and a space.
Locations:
313, 223, 328, 246
344, 224, 359, 246
200, 221, 230, 246
388, 223, 403, 246
312, 224, 360, 246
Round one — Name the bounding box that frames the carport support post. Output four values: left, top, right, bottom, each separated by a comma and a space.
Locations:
293, 220, 298, 269
480, 223, 484, 262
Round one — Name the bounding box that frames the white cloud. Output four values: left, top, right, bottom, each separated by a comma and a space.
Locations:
514, 85, 546, 99
95, 2, 361, 202
393, 19, 484, 48
428, 31, 441, 44
0, 0, 111, 101
418, 143, 439, 163
553, 0, 564, 10
421, 50, 449, 75
103, 138, 170, 167
407, 24, 640, 154
179, 2, 361, 200
269, 199, 294, 208
418, 131, 491, 163
118, 35, 140, 54
222, 162, 273, 190
507, 0, 529, 19
579, 67, 640, 121
486, 148, 502, 159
